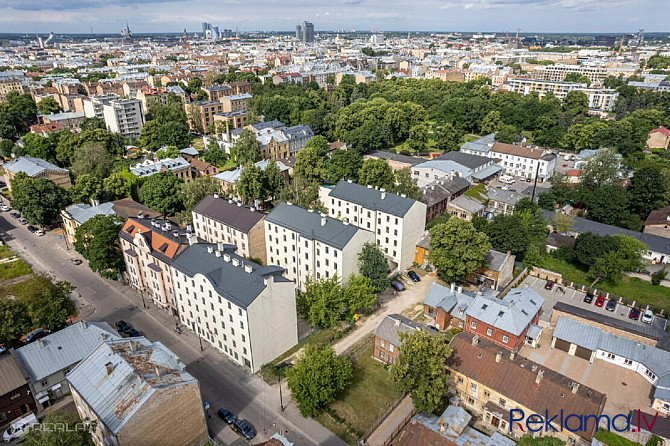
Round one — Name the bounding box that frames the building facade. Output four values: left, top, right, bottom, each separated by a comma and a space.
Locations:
3, 156, 71, 191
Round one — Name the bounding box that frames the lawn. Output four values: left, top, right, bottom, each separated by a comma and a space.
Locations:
540, 257, 670, 312
0, 245, 16, 260
464, 183, 488, 202
0, 258, 32, 281
594, 430, 642, 446
191, 137, 204, 150
315, 345, 402, 445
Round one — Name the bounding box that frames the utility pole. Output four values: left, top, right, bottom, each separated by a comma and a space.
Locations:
531, 161, 541, 201
278, 366, 285, 411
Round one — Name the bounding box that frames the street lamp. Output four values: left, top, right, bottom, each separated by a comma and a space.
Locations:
197, 328, 204, 351
278, 365, 285, 412
139, 289, 147, 309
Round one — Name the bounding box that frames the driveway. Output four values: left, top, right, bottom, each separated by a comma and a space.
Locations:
333, 271, 438, 355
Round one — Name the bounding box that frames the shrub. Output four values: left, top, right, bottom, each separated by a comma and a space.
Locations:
651, 269, 667, 286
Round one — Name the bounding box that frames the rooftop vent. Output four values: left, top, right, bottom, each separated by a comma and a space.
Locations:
244, 264, 253, 273
232, 258, 240, 267
535, 369, 544, 384
215, 250, 221, 257
213, 193, 219, 199
105, 362, 114, 376
207, 246, 214, 254
223, 253, 231, 262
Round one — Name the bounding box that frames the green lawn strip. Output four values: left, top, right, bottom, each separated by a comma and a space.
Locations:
594, 429, 642, 446
0, 258, 32, 281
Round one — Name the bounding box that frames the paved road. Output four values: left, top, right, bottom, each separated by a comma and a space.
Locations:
0, 213, 346, 446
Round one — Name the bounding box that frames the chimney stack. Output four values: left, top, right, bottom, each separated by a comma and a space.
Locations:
37, 338, 44, 348
155, 366, 161, 378
535, 369, 544, 384
496, 351, 502, 363
105, 362, 114, 375
451, 283, 456, 292
215, 251, 221, 257
213, 193, 219, 199
510, 349, 516, 360
320, 213, 327, 226
472, 335, 479, 346
80, 320, 87, 329
217, 242, 225, 251
571, 382, 580, 394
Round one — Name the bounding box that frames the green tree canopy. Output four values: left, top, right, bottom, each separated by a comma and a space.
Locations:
69, 174, 103, 203
74, 215, 125, 275
343, 274, 377, 312
286, 345, 353, 417
36, 96, 61, 115
71, 141, 114, 179
358, 242, 390, 293
237, 163, 268, 205
389, 329, 452, 413
586, 184, 630, 226
358, 158, 394, 190
326, 150, 363, 183
296, 276, 344, 329
429, 218, 491, 282
139, 171, 185, 216
279, 177, 326, 212
176, 176, 220, 224
232, 129, 262, 165
20, 273, 75, 331
23, 410, 94, 446
103, 172, 131, 201
0, 298, 31, 347
390, 168, 421, 200
293, 145, 327, 182
580, 148, 620, 191
11, 174, 71, 225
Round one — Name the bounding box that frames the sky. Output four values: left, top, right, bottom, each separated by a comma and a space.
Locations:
0, 0, 666, 35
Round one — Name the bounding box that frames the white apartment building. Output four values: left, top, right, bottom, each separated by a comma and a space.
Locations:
265, 202, 375, 289
192, 194, 267, 265
102, 98, 145, 139
530, 64, 609, 85
490, 142, 556, 181
326, 180, 427, 272
83, 93, 120, 120
503, 78, 619, 111
411, 160, 473, 188
170, 243, 298, 372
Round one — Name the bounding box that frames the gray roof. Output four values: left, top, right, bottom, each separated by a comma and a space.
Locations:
373, 314, 425, 347
251, 120, 284, 131
130, 157, 190, 178
67, 337, 195, 435
471, 164, 503, 181
460, 133, 496, 154
486, 249, 513, 272
171, 243, 288, 309
527, 324, 542, 340
283, 124, 314, 140
4, 156, 68, 176
420, 177, 470, 207
0, 355, 28, 395
438, 151, 492, 170
466, 288, 544, 336
450, 195, 485, 214
266, 202, 362, 250
329, 180, 418, 217
64, 202, 116, 224
552, 302, 660, 340
413, 160, 473, 178
365, 150, 424, 166
423, 283, 458, 312
14, 321, 120, 382
180, 147, 199, 156
542, 209, 670, 255
553, 316, 670, 401
193, 195, 265, 233
213, 159, 288, 184
486, 188, 524, 205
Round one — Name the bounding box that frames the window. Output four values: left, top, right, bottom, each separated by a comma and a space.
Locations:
389, 344, 394, 352
470, 383, 477, 392
380, 339, 385, 348
470, 321, 477, 329
486, 328, 492, 336
624, 359, 633, 366
483, 390, 490, 398
606, 353, 615, 360
457, 376, 464, 384
502, 335, 509, 344
499, 398, 506, 407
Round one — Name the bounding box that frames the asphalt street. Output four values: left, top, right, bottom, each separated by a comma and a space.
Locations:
0, 212, 346, 446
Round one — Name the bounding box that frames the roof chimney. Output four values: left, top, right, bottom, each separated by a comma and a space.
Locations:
100, 333, 107, 341
232, 258, 240, 267
244, 264, 253, 273
535, 369, 544, 384
137, 373, 144, 384
37, 338, 44, 348
207, 246, 214, 254
451, 283, 456, 292
129, 340, 136, 351
213, 193, 219, 199
79, 320, 87, 329
510, 349, 516, 360
472, 335, 479, 346
223, 253, 231, 262
571, 382, 580, 394
154, 366, 161, 378
228, 199, 233, 204
215, 250, 221, 257
395, 318, 401, 327
320, 213, 327, 226
237, 202, 242, 207
105, 362, 114, 375
496, 351, 502, 362
250, 206, 256, 212
367, 185, 373, 189
457, 286, 462, 294
217, 242, 225, 251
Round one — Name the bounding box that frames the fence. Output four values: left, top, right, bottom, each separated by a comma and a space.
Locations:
362, 394, 415, 446
498, 266, 528, 299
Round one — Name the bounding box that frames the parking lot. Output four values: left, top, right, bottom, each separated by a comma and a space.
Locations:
521, 275, 668, 336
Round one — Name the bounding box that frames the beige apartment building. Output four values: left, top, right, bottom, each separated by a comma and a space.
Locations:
3, 156, 71, 191
0, 79, 24, 101
192, 194, 267, 265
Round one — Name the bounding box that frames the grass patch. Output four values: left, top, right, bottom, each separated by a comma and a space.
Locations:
2, 275, 43, 298
594, 429, 642, 446
191, 137, 204, 150
0, 245, 16, 260
0, 258, 32, 281
465, 183, 488, 203
316, 345, 402, 445
216, 159, 238, 171
540, 257, 670, 312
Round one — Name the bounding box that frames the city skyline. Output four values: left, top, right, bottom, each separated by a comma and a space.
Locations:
0, 0, 665, 35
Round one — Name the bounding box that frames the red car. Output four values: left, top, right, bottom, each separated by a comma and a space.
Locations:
595, 296, 606, 307
629, 307, 641, 320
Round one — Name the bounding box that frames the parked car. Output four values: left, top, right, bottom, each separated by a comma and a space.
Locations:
35, 229, 45, 237
10, 212, 20, 218
0, 181, 7, 188
629, 307, 641, 320
544, 280, 554, 290
0, 344, 6, 354
583, 292, 594, 304
232, 419, 256, 440
69, 258, 82, 265
426, 325, 440, 333
115, 320, 132, 334
21, 328, 49, 344
390, 280, 405, 291
526, 177, 532, 182
606, 299, 617, 312
26, 225, 38, 233
595, 296, 606, 307
641, 309, 654, 324
18, 218, 27, 225
407, 271, 421, 282
126, 329, 141, 337
217, 409, 236, 424
0, 205, 10, 211
3, 413, 39, 442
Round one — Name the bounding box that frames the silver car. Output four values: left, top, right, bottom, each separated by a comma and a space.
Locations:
641, 309, 654, 324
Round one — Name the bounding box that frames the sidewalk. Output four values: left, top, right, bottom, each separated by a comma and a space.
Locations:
365, 396, 415, 446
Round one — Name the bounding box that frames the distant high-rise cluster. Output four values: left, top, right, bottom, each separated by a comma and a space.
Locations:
295, 21, 314, 42
201, 23, 234, 40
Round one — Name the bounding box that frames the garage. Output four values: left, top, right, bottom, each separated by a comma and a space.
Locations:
554, 338, 571, 352
575, 345, 593, 361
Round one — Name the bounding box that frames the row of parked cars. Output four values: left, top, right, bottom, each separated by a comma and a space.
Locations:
217, 408, 256, 440
2, 206, 45, 236
115, 320, 142, 338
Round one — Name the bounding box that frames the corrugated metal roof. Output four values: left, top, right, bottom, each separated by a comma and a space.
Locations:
193, 195, 265, 233
553, 302, 660, 340
466, 288, 544, 336
329, 180, 418, 217
373, 314, 424, 346
64, 202, 116, 225
14, 321, 120, 382
4, 156, 68, 176
450, 195, 485, 214
0, 354, 29, 395
266, 202, 363, 250
67, 338, 196, 435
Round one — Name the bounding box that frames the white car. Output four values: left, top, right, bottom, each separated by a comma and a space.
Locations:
0, 205, 10, 211
641, 309, 654, 324
3, 413, 38, 442
35, 229, 45, 236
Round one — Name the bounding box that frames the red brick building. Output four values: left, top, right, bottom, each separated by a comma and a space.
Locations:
373, 314, 425, 365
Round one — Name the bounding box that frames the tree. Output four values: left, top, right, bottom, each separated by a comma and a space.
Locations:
139, 172, 185, 216
481, 110, 503, 134
406, 123, 430, 152
11, 174, 71, 225
201, 139, 228, 167
68, 174, 103, 203
103, 172, 131, 200
20, 273, 75, 331
580, 148, 620, 191
358, 243, 389, 293
304, 135, 329, 156
0, 139, 15, 158
176, 176, 220, 224
564, 72, 591, 86
652, 269, 667, 286
138, 99, 191, 150
627, 165, 670, 219
232, 129, 262, 165
326, 150, 363, 183
279, 177, 325, 212
71, 142, 114, 179
612, 234, 646, 272
586, 185, 630, 226
429, 218, 490, 282
80, 117, 106, 131
155, 145, 180, 159
343, 274, 377, 312
391, 167, 421, 200
36, 96, 61, 115
264, 160, 284, 200
293, 146, 327, 182
574, 233, 619, 267
23, 410, 94, 446
538, 190, 557, 210
484, 214, 531, 259
237, 163, 268, 204
296, 276, 344, 329
496, 125, 519, 144
590, 251, 626, 284
188, 105, 204, 134
358, 158, 394, 190
74, 215, 124, 274
434, 123, 462, 152
0, 298, 31, 347
563, 90, 589, 114
21, 133, 56, 161
286, 345, 353, 417
389, 329, 452, 413
552, 212, 574, 233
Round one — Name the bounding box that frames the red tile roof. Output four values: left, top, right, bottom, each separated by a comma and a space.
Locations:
649, 127, 670, 137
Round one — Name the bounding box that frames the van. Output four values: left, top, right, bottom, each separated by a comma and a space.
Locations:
499, 175, 515, 184
3, 413, 38, 442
